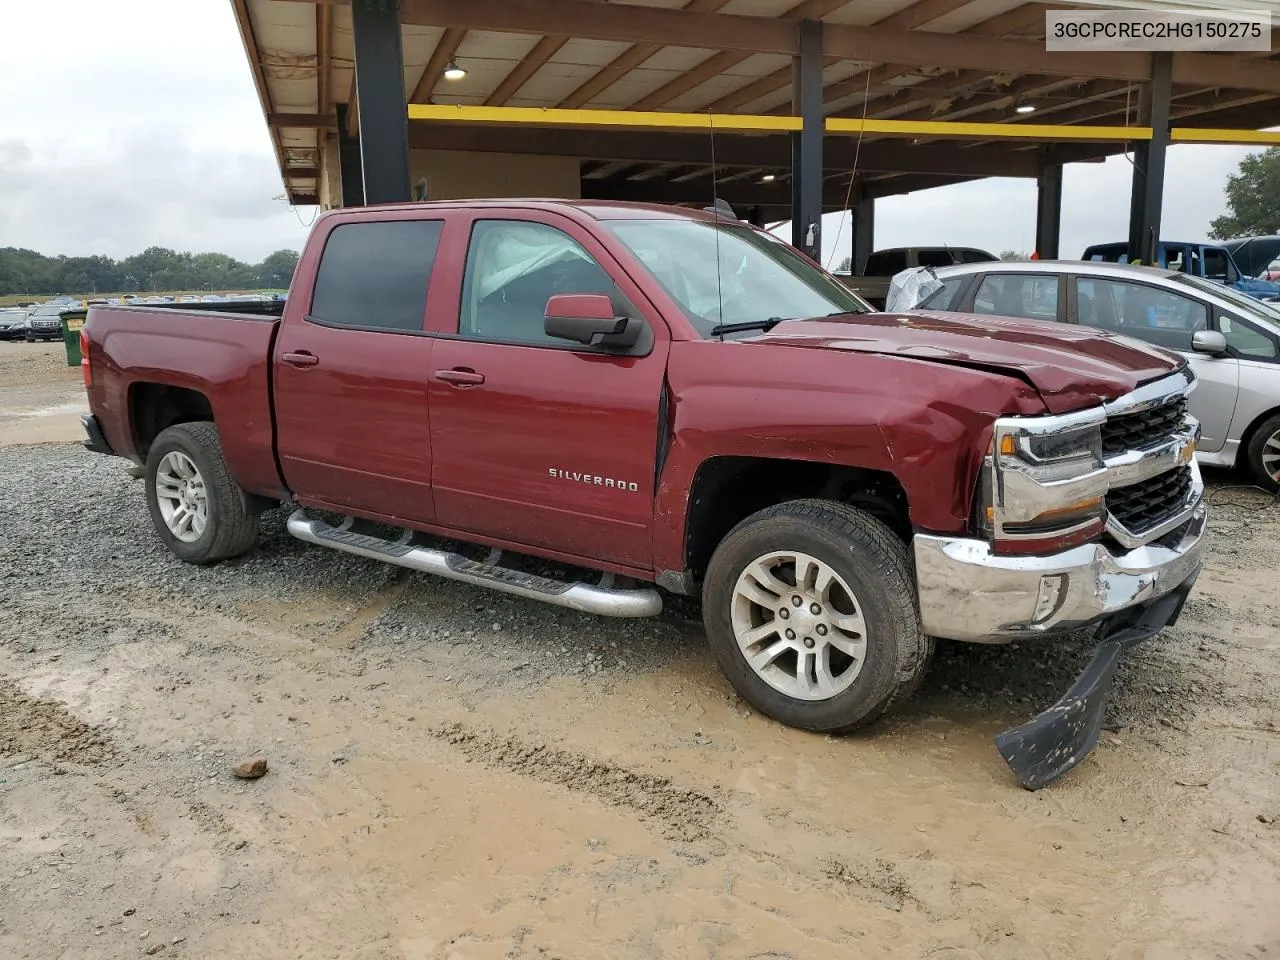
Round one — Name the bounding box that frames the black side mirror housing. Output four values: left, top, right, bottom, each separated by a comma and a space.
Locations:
544, 294, 640, 349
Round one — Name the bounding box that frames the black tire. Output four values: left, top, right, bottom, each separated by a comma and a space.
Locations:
702, 499, 932, 733
144, 422, 259, 565
1245, 412, 1280, 493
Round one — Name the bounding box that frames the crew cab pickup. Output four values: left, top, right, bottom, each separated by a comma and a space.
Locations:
836, 245, 997, 309
80, 200, 1206, 788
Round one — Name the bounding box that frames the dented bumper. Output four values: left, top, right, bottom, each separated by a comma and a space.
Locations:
994, 572, 1198, 790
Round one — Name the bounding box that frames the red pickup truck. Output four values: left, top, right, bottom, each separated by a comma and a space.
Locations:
80, 200, 1206, 787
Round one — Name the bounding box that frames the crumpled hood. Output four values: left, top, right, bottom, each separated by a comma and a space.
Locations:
755, 311, 1185, 414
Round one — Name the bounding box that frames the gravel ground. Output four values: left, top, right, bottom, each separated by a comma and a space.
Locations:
0, 444, 1254, 720
2, 437, 1279, 958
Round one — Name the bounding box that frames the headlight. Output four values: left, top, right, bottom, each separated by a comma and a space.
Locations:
1008, 423, 1102, 466
983, 411, 1109, 551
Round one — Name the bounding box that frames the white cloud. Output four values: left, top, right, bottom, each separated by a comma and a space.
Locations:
2, 0, 314, 261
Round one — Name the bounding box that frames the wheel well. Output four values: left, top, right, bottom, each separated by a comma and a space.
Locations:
130, 383, 214, 458
683, 456, 910, 583
1236, 404, 1280, 467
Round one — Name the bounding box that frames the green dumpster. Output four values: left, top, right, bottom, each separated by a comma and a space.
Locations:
61, 310, 87, 367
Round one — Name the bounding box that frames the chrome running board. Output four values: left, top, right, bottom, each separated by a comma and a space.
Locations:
286, 510, 662, 618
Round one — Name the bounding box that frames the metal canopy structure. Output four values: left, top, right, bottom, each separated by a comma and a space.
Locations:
233, 0, 1280, 263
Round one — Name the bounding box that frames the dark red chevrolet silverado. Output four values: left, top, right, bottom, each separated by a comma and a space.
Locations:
80, 200, 1206, 787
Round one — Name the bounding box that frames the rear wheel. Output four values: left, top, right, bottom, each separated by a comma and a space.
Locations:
1245, 413, 1280, 493
144, 422, 259, 564
702, 499, 932, 733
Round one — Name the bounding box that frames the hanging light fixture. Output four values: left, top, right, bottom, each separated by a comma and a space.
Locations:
443, 61, 467, 81
1015, 102, 1037, 114
760, 173, 777, 183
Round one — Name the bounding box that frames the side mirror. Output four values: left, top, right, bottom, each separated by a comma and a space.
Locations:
544, 294, 639, 349
1191, 329, 1228, 355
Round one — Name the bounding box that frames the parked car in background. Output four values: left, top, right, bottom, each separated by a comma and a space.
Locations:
918, 260, 1280, 489
1223, 235, 1280, 279
1082, 240, 1280, 300
836, 246, 996, 308
0, 307, 29, 340
79, 200, 1207, 788
23, 303, 67, 342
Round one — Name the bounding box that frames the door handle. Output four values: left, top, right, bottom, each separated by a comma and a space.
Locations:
282, 351, 319, 368
434, 368, 485, 386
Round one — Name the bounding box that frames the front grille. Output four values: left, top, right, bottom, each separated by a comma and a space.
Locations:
1101, 397, 1188, 457
1107, 466, 1192, 536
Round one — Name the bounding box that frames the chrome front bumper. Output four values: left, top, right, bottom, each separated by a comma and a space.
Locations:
914, 500, 1206, 643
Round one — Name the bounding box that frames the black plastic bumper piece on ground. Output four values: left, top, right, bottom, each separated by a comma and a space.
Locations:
81, 415, 113, 456
994, 569, 1199, 791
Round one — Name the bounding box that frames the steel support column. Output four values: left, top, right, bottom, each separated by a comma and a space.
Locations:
1127, 52, 1172, 264
1035, 163, 1063, 259
791, 19, 823, 260
351, 0, 410, 205
852, 198, 874, 275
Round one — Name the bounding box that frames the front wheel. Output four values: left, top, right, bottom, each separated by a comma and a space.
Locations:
144, 422, 260, 565
702, 499, 932, 733
1245, 413, 1280, 493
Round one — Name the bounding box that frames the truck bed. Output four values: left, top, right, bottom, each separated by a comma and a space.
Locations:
83, 304, 284, 496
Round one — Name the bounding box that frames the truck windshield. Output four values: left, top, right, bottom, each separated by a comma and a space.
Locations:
607, 219, 868, 337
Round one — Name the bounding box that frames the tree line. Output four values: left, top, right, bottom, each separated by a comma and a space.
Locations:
0, 246, 300, 296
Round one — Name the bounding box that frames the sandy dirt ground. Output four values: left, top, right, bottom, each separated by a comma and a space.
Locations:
0, 341, 88, 445
1, 342, 1278, 960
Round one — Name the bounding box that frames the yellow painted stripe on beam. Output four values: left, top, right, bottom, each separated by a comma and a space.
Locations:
824, 117, 1151, 142
407, 103, 801, 132
1171, 127, 1280, 145
407, 104, 1154, 142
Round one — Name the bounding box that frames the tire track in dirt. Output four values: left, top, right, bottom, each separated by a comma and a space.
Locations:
429, 722, 722, 843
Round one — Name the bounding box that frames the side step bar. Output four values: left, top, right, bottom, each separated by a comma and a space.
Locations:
286, 510, 663, 618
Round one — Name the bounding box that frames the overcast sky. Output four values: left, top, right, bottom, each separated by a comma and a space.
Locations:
0, 0, 1260, 264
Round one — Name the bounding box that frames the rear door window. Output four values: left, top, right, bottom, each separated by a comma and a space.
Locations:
971, 274, 1060, 322
864, 250, 908, 275
309, 220, 444, 333
916, 249, 953, 269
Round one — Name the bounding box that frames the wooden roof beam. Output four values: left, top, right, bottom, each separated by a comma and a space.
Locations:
486, 35, 567, 106
703, 0, 981, 114
629, 0, 852, 113
410, 26, 465, 103
557, 0, 735, 111
316, 1, 333, 116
